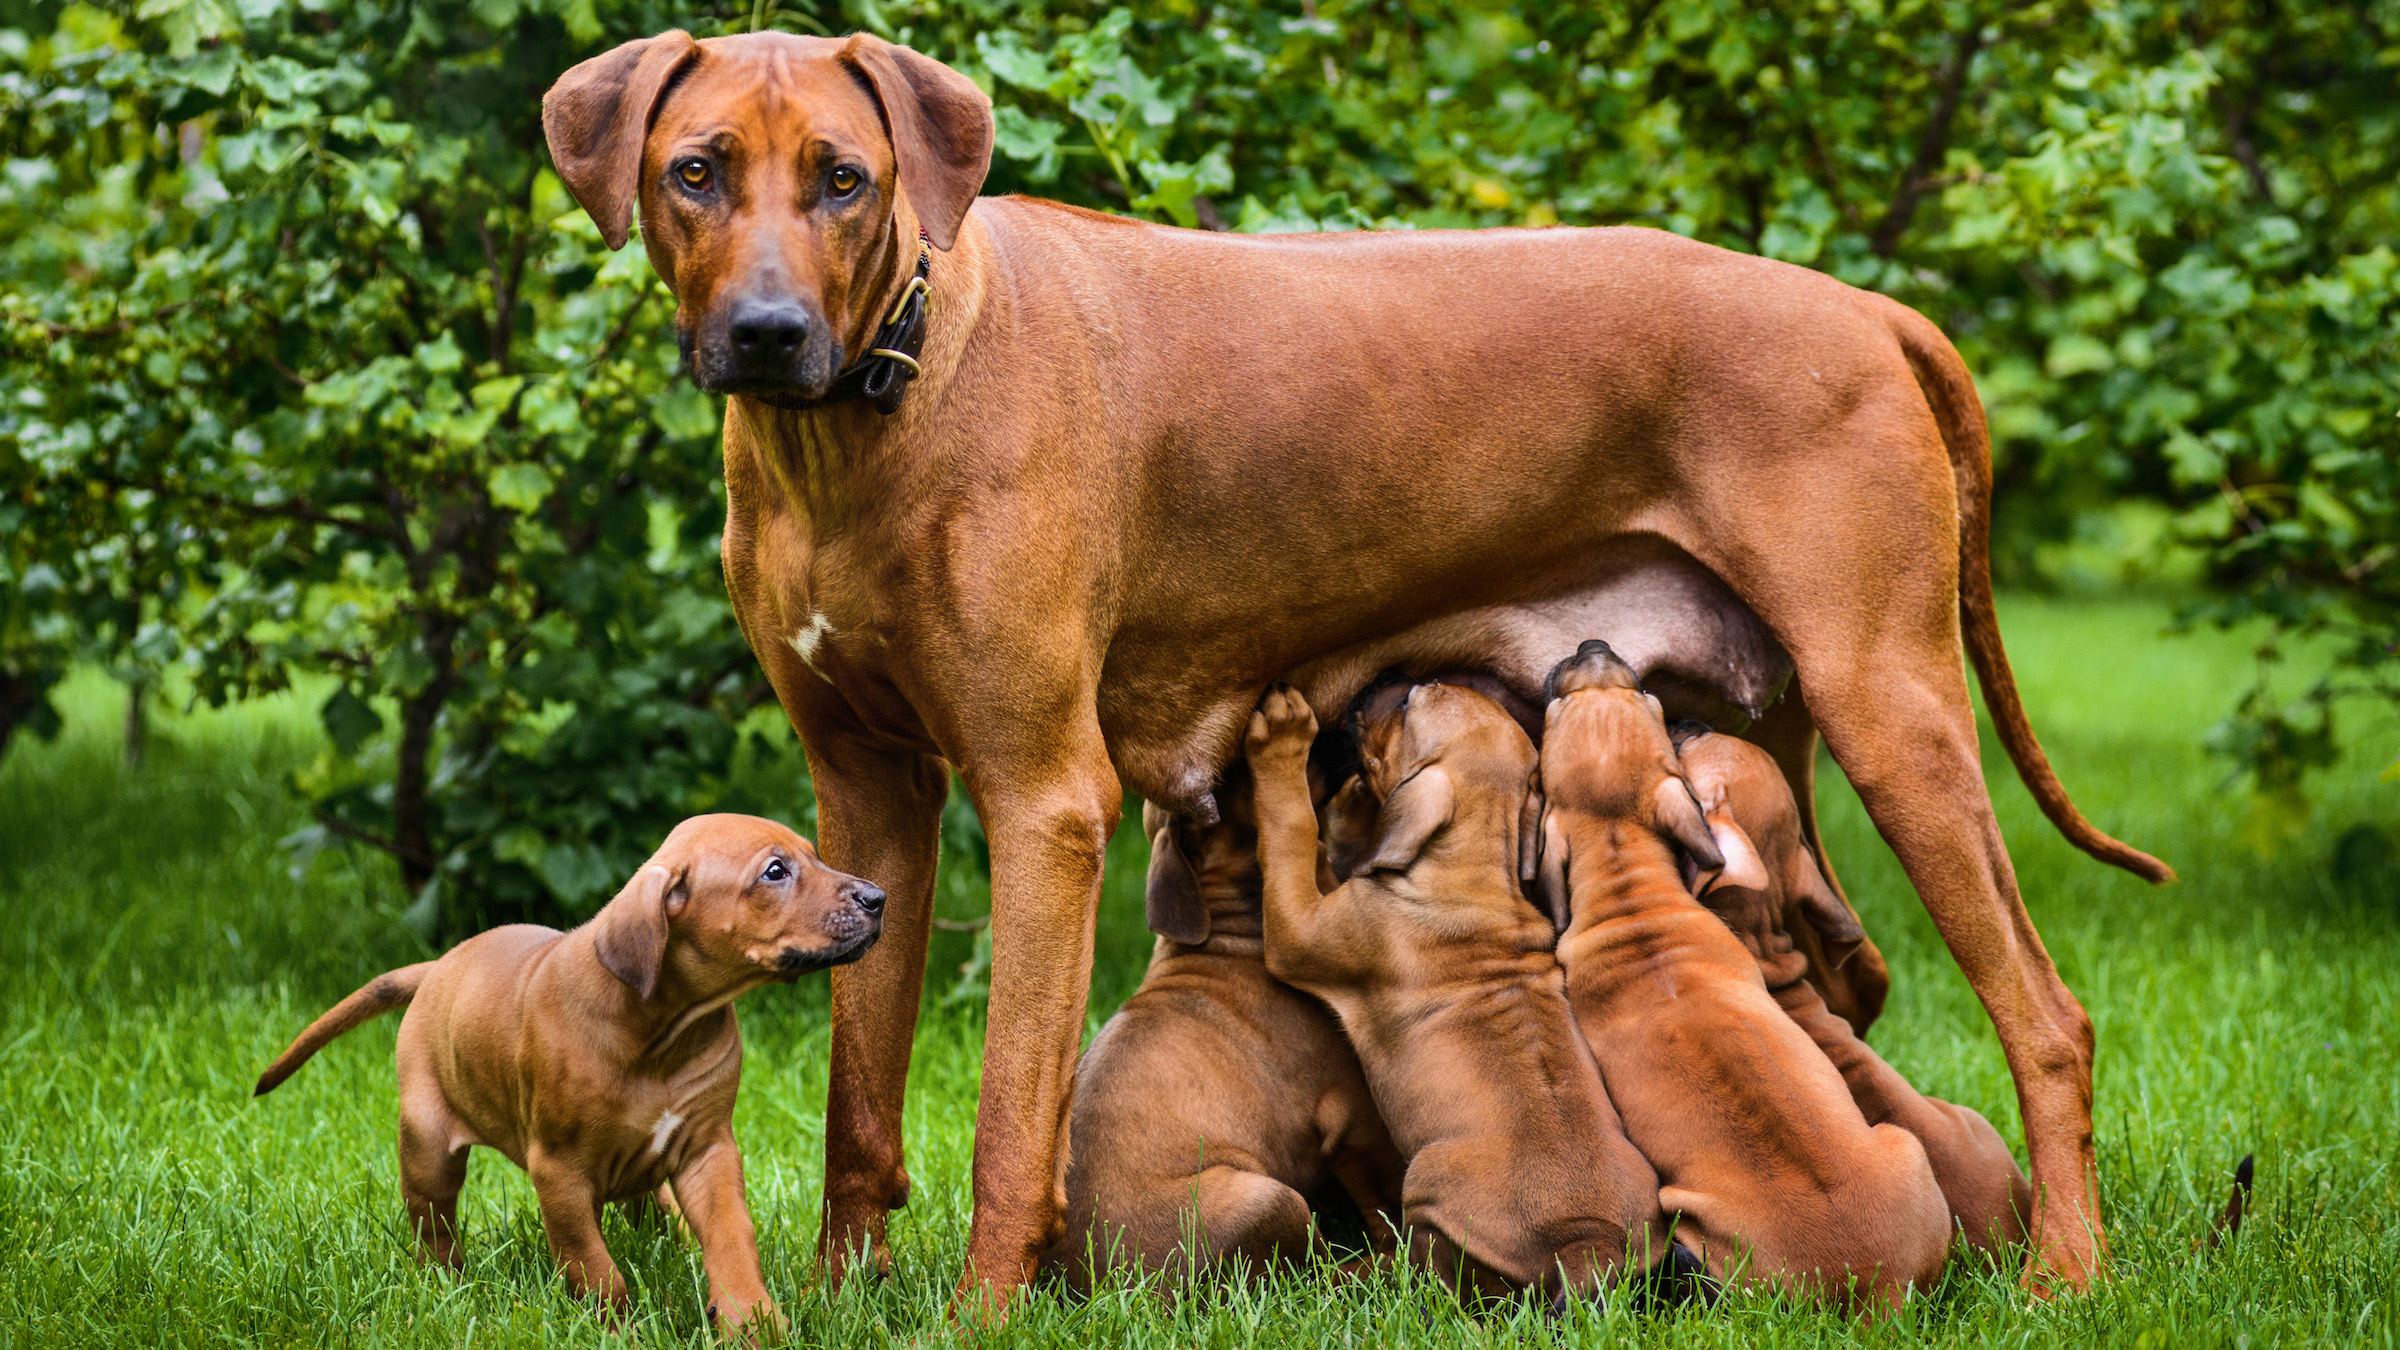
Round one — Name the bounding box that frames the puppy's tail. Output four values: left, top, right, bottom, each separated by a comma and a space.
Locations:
254, 963, 434, 1096
2206, 1153, 2255, 1250
1888, 302, 2175, 884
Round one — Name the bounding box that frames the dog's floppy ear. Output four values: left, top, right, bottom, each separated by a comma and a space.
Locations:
1698, 810, 1772, 897
1789, 852, 1867, 971
543, 31, 701, 251
1322, 775, 1380, 883
1538, 806, 1571, 933
592, 862, 687, 999
1365, 767, 1454, 874
839, 36, 994, 250
1651, 776, 1724, 872
1144, 818, 1209, 945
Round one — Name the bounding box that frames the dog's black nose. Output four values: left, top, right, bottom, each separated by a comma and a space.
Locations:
847, 882, 886, 915
726, 298, 810, 357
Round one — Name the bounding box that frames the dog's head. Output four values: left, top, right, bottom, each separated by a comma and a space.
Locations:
590, 813, 885, 1003
1343, 681, 1542, 906
1534, 640, 1722, 926
1671, 725, 1878, 1007
543, 31, 993, 404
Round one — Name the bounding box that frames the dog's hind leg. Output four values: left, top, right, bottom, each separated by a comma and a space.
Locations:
397, 1102, 468, 1272
1185, 1164, 1314, 1275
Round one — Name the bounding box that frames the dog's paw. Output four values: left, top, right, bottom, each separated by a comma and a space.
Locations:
1245, 685, 1319, 762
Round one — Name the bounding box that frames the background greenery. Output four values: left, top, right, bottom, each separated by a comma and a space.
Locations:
2, 596, 2395, 1349
2, 0, 2395, 935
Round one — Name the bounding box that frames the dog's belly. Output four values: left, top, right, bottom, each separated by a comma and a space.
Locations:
1100, 540, 1789, 813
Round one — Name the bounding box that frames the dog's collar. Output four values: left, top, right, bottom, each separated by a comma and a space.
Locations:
783, 228, 933, 416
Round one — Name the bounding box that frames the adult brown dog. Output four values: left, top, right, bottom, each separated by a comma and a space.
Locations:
1538, 644, 1951, 1307
1246, 682, 1672, 1300
1046, 765, 1404, 1288
542, 27, 2167, 1307
254, 815, 886, 1331
1675, 725, 2032, 1256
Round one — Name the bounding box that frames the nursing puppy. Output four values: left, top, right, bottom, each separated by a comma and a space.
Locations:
1246, 682, 1674, 1301
255, 815, 886, 1331
1538, 642, 1950, 1308
1674, 725, 2032, 1256
1048, 762, 1405, 1288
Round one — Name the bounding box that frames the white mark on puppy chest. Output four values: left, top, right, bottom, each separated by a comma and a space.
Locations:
647, 1110, 685, 1158
786, 612, 833, 677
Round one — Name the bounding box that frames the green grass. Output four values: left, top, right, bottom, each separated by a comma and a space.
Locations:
2, 594, 2396, 1348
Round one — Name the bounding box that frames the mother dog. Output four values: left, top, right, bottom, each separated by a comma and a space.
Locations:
543, 28, 2168, 1310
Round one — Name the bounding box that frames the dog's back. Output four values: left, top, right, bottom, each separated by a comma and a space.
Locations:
1246, 682, 1669, 1299
1677, 729, 2031, 1257
1539, 645, 1950, 1308
1051, 771, 1401, 1286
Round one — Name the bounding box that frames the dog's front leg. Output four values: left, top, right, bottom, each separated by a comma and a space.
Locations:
672, 1137, 780, 1336
956, 735, 1121, 1318
806, 737, 948, 1284
527, 1152, 627, 1314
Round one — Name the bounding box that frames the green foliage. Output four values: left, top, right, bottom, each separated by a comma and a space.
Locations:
3, 0, 2393, 941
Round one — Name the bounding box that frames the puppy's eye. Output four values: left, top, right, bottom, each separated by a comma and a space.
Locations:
761, 858, 789, 883
676, 159, 712, 191
828, 165, 861, 197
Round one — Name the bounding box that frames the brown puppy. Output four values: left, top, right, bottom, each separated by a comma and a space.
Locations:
254, 814, 885, 1330
1245, 683, 1673, 1301
544, 32, 2168, 1303
1046, 763, 1405, 1288
1539, 642, 1951, 1308
1674, 726, 2033, 1256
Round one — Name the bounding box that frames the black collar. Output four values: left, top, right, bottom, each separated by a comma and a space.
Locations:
785, 229, 933, 416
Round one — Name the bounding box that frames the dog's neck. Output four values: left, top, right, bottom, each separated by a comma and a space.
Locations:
724, 209, 999, 528
1557, 811, 1690, 930
575, 947, 756, 1074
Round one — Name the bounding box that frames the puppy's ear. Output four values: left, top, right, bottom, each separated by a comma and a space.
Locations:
542, 31, 700, 251
1322, 775, 1380, 883
1699, 812, 1772, 897
1363, 767, 1454, 874
593, 863, 686, 999
1651, 776, 1724, 872
1144, 821, 1209, 945
840, 36, 994, 250
1789, 854, 1867, 972
1538, 806, 1571, 933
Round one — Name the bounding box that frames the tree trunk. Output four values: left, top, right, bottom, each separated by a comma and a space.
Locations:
122, 678, 147, 771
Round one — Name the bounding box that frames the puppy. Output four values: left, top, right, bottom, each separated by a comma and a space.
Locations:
255, 814, 885, 1331
1048, 762, 1406, 1288
1673, 725, 2032, 1255
1246, 683, 1674, 1301
1538, 642, 1951, 1308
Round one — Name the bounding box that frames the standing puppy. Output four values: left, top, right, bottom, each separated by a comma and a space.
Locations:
1538, 642, 1951, 1308
1673, 726, 2032, 1256
1246, 683, 1673, 1301
1047, 763, 1405, 1288
254, 814, 886, 1331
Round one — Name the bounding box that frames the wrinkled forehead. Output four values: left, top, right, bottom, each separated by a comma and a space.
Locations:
650, 33, 888, 157
1399, 685, 1531, 766
665, 815, 812, 883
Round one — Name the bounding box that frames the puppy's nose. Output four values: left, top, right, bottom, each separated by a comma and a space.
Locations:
845, 881, 886, 915
726, 298, 810, 357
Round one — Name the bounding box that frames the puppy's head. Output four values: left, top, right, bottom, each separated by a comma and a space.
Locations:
1671, 725, 1870, 988
1344, 682, 1541, 899
1537, 641, 1722, 902
1143, 764, 1262, 946
591, 813, 884, 1002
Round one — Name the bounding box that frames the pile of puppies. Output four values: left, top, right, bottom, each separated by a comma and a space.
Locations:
1052, 641, 2030, 1311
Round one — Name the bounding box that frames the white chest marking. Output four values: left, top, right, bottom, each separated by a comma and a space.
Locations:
786, 611, 834, 677
647, 1110, 685, 1159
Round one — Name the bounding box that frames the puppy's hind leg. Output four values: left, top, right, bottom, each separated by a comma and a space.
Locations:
1185, 1164, 1314, 1276
397, 1102, 469, 1272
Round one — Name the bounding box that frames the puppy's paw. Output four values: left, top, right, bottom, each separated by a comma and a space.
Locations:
1245, 685, 1319, 763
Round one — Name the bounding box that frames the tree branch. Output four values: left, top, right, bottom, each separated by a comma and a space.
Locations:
1872, 16, 1988, 257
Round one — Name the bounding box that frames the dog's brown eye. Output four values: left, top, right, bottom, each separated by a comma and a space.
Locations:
828, 165, 861, 196
676, 159, 711, 191
761, 858, 789, 883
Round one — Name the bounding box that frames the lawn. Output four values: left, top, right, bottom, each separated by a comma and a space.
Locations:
1, 594, 2394, 1348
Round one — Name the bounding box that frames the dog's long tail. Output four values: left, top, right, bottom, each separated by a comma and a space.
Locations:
253, 963, 435, 1096
2207, 1153, 2256, 1249
1889, 306, 2175, 884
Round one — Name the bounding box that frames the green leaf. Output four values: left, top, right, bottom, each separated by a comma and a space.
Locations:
320, 687, 382, 757
650, 385, 719, 441
414, 334, 464, 375
487, 462, 553, 513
